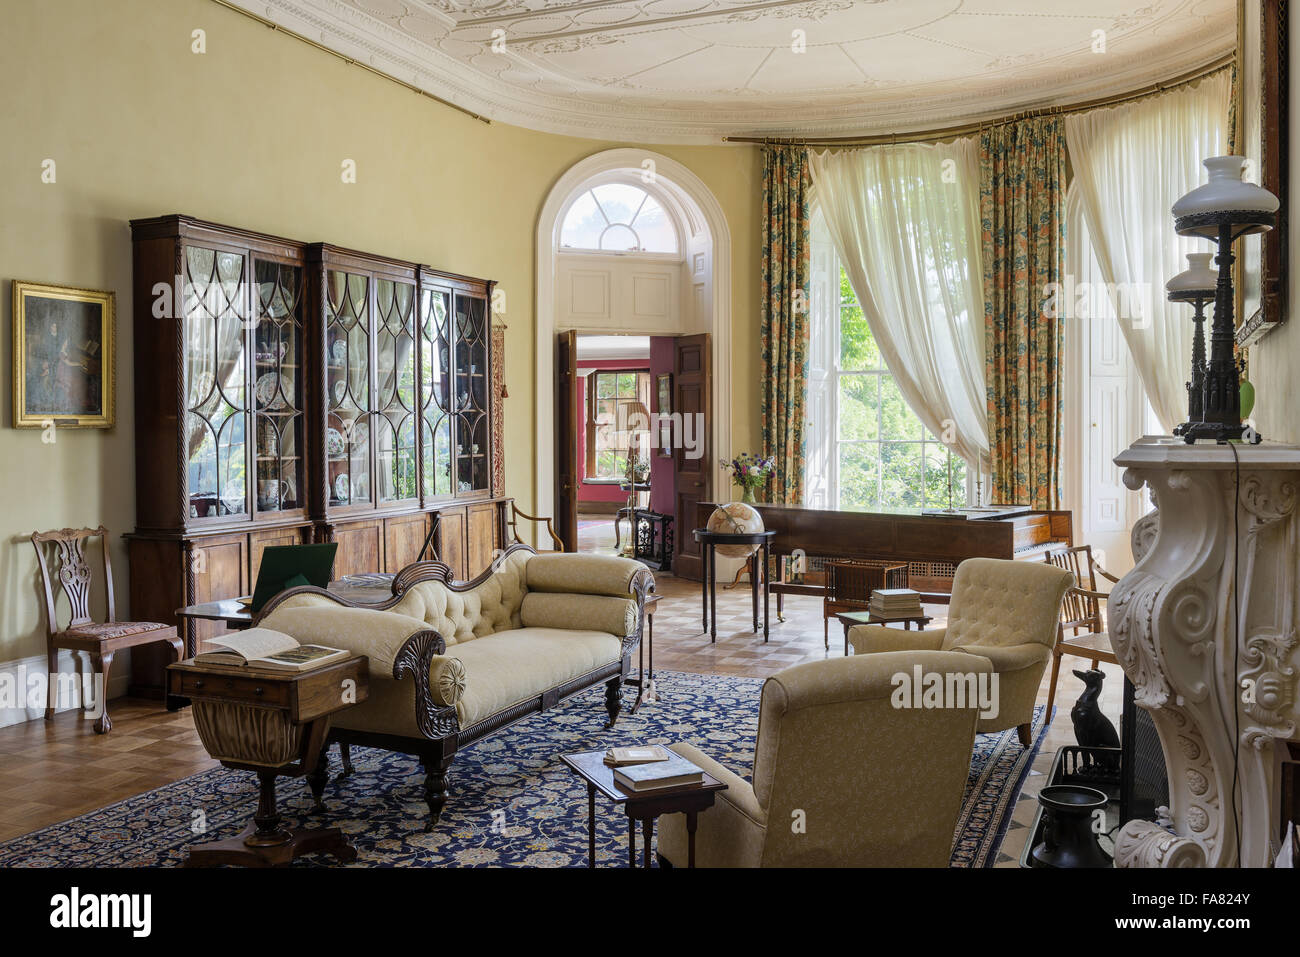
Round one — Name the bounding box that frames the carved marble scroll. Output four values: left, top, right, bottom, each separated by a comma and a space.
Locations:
1111, 439, 1300, 867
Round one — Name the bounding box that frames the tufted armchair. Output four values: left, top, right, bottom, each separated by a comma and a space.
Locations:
657, 652, 993, 867
849, 557, 1074, 746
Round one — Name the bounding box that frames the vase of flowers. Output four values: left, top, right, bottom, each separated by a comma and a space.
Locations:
725, 452, 774, 504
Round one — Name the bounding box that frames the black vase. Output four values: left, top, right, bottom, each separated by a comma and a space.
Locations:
1031, 785, 1112, 868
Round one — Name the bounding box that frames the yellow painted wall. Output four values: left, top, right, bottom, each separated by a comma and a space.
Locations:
0, 0, 761, 668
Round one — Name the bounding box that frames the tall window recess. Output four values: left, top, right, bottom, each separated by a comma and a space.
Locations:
586, 370, 651, 481
1061, 182, 1158, 575
806, 213, 968, 511
559, 183, 679, 255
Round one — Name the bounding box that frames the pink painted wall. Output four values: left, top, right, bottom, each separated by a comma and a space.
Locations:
648, 336, 676, 515
576, 358, 648, 504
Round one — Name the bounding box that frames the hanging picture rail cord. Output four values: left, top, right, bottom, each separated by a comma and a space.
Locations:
726, 52, 1234, 148
208, 0, 491, 124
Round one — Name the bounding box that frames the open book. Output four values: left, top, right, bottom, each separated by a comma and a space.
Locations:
194, 627, 348, 672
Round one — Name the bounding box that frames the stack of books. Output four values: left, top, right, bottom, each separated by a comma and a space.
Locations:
603, 745, 705, 792
869, 588, 923, 619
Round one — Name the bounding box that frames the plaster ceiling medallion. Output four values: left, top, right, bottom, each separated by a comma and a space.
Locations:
231, 0, 1235, 143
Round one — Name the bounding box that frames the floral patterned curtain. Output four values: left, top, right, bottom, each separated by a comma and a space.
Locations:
760, 145, 811, 505
980, 117, 1067, 508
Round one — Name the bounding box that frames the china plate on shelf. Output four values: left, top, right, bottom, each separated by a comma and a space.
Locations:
334, 473, 350, 502
254, 373, 285, 409
326, 427, 346, 458
332, 339, 347, 363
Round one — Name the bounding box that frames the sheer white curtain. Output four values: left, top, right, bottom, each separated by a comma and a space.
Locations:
808, 140, 989, 474
1064, 71, 1230, 433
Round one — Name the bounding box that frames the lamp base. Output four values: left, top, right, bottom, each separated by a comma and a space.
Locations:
1179, 421, 1262, 444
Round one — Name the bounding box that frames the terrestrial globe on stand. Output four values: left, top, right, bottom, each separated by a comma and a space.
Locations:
706, 502, 765, 558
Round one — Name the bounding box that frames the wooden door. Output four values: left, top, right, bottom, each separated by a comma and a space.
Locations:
672, 334, 711, 580
554, 330, 579, 552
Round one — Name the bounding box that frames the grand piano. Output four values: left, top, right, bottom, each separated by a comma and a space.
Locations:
687, 502, 1073, 602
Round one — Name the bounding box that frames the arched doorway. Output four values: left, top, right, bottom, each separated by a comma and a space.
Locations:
536, 149, 731, 564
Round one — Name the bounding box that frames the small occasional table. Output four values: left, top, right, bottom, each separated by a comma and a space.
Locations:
559, 749, 727, 868
835, 609, 934, 656
625, 593, 661, 714
693, 528, 776, 643
167, 654, 369, 867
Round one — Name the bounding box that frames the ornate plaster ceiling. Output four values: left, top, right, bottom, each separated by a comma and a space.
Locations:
230, 0, 1235, 143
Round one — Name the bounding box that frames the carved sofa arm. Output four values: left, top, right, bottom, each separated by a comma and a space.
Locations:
259, 592, 463, 739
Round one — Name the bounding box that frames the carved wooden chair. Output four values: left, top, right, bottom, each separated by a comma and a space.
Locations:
506, 503, 565, 552
823, 559, 910, 649
32, 526, 183, 733
1042, 544, 1120, 719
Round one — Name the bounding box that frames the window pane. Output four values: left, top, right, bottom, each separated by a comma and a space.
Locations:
839, 268, 880, 371
595, 374, 615, 399
881, 443, 923, 509
599, 223, 639, 251
631, 196, 677, 253
837, 443, 878, 510
615, 372, 637, 396
560, 191, 605, 250
838, 375, 879, 441
591, 183, 645, 225
880, 375, 921, 440
924, 444, 953, 508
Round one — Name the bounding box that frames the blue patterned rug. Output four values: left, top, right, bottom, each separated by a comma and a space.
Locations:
0, 671, 1048, 867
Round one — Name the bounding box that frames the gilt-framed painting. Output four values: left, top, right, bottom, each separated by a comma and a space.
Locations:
12, 280, 116, 429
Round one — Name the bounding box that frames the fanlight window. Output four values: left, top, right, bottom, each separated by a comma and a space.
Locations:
559, 184, 678, 254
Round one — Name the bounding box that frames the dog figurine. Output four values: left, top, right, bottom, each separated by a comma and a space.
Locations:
1071, 669, 1120, 769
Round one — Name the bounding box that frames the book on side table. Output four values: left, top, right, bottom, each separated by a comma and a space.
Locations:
194, 627, 348, 672
614, 751, 705, 792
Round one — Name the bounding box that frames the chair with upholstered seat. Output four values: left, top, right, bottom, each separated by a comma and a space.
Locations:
32, 526, 183, 733
849, 557, 1074, 747
657, 651, 993, 867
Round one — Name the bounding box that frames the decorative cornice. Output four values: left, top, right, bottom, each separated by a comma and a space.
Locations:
219, 0, 1234, 144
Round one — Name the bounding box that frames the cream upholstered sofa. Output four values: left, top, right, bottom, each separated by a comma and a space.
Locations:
255, 544, 653, 828
849, 557, 1074, 746
658, 652, 993, 867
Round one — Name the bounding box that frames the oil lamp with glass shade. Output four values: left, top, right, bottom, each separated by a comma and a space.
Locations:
1171, 155, 1278, 444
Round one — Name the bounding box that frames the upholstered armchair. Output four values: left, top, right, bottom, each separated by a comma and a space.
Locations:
849, 557, 1074, 746
657, 651, 993, 867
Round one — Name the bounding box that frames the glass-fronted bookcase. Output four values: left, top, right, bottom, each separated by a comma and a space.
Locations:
126, 217, 505, 696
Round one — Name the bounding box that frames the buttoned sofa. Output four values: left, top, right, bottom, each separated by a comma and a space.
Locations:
255, 544, 653, 829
